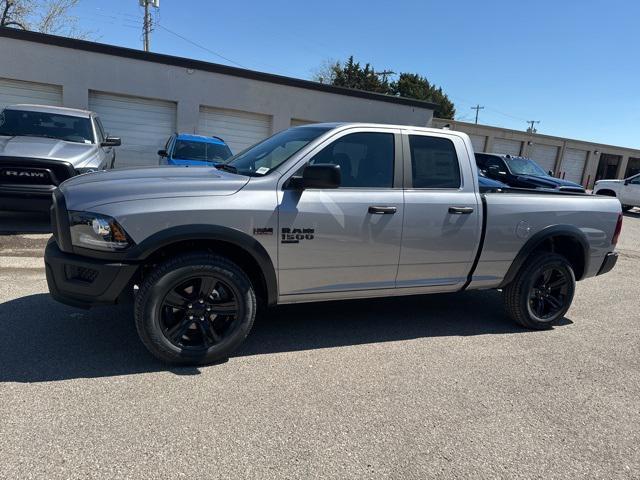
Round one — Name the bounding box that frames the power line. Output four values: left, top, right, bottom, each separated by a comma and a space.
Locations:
155, 23, 247, 68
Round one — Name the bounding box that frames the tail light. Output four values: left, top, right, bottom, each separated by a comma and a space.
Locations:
612, 213, 623, 246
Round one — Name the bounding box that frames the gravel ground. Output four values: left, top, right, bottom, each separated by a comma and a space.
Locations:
0, 210, 639, 479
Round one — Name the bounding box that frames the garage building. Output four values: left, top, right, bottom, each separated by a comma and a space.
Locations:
432, 119, 640, 188
0, 28, 435, 167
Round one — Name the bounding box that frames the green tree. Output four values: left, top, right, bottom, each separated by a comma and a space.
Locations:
390, 73, 455, 119
330, 56, 388, 94
312, 57, 456, 120
0, 0, 91, 39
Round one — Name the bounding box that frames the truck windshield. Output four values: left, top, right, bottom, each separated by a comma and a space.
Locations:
226, 126, 331, 176
505, 157, 548, 176
0, 109, 94, 144
173, 140, 232, 162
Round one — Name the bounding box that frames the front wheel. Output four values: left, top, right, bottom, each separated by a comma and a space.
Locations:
503, 252, 575, 329
134, 253, 256, 365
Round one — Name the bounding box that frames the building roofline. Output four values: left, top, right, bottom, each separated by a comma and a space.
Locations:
0, 27, 439, 111
434, 117, 640, 154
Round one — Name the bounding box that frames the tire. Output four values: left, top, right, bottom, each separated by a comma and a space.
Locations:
622, 205, 633, 212
134, 252, 256, 365
503, 252, 575, 330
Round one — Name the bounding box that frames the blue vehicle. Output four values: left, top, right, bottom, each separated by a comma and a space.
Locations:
476, 153, 585, 193
478, 167, 508, 191
158, 133, 233, 166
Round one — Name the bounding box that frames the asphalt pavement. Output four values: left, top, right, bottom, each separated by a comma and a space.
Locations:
1, 210, 639, 479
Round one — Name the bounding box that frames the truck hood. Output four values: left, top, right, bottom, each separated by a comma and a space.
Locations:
515, 174, 585, 191
0, 135, 99, 168
595, 179, 623, 185
59, 166, 250, 211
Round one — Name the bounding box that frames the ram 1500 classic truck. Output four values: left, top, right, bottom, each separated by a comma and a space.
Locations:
0, 104, 121, 212
44, 123, 622, 365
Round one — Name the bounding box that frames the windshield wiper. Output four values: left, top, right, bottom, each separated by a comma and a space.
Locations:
214, 163, 238, 174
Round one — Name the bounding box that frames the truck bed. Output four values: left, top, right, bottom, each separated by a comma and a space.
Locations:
468, 191, 621, 289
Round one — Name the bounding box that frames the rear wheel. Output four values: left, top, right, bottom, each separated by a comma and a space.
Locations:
503, 252, 575, 329
134, 252, 256, 365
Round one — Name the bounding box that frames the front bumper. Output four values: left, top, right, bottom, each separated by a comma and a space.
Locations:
597, 252, 618, 276
45, 239, 138, 308
0, 185, 56, 212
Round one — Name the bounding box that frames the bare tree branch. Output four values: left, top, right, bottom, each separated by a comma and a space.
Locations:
0, 0, 91, 39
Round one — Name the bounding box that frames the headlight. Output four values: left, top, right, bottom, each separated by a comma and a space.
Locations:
69, 211, 133, 251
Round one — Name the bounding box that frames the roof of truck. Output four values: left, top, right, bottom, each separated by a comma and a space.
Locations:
4, 104, 93, 118
293, 122, 461, 135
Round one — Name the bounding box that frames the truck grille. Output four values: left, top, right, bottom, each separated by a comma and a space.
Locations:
0, 157, 76, 188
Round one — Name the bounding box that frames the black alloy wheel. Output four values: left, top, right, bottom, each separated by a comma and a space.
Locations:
527, 266, 570, 321
134, 253, 256, 365
160, 275, 239, 351
503, 252, 576, 330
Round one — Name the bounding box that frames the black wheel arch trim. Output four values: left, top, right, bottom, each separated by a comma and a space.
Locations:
126, 225, 278, 305
498, 225, 590, 288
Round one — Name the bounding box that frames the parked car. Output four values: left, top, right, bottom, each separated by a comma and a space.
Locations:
45, 124, 621, 365
158, 133, 233, 166
476, 153, 585, 193
594, 173, 640, 211
0, 104, 120, 212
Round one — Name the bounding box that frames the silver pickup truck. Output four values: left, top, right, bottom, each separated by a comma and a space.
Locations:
0, 104, 121, 212
44, 123, 622, 365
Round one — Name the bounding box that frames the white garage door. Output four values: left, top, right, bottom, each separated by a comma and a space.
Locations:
491, 138, 521, 156
89, 91, 176, 167
0, 78, 62, 109
291, 118, 316, 127
530, 144, 559, 173
562, 148, 588, 184
198, 107, 271, 154
468, 134, 486, 153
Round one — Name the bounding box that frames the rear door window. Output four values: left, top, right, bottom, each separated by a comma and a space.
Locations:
408, 135, 461, 188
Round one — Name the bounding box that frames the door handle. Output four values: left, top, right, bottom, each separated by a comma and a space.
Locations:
368, 206, 397, 214
448, 206, 474, 215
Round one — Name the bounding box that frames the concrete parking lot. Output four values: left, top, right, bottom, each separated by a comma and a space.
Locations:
1, 211, 639, 479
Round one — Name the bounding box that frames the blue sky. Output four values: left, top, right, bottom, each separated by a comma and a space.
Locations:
74, 0, 639, 148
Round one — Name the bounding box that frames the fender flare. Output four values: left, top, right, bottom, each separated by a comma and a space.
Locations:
498, 225, 590, 288
126, 224, 278, 305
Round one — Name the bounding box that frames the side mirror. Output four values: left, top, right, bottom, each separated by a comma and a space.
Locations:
487, 165, 505, 178
289, 164, 341, 189
158, 149, 168, 157
101, 136, 121, 147
548, 170, 554, 177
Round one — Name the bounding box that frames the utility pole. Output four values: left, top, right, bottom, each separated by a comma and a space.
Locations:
140, 0, 159, 52
526, 120, 540, 133
375, 70, 396, 83
471, 104, 484, 124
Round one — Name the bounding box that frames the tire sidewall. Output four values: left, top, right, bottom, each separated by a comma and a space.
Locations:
136, 258, 255, 364
521, 255, 575, 325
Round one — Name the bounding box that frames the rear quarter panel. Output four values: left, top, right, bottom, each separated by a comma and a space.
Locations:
469, 193, 621, 288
